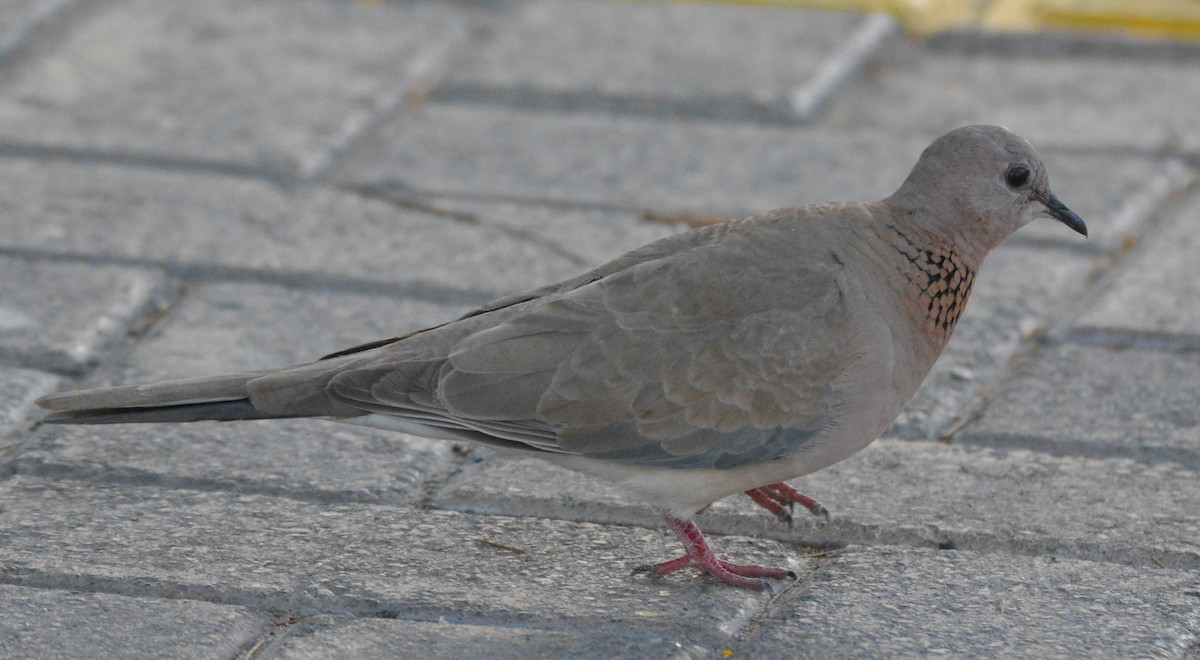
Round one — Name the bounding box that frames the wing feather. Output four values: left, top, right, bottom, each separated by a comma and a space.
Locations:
327, 209, 867, 469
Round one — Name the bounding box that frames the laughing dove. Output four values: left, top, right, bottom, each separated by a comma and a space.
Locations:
38, 125, 1087, 590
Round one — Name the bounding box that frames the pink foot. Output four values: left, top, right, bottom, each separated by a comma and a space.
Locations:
633, 518, 796, 591
744, 482, 829, 525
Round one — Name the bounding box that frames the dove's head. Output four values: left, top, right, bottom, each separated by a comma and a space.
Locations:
888, 125, 1086, 260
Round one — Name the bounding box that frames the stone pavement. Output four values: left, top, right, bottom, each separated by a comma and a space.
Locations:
1, 0, 1198, 657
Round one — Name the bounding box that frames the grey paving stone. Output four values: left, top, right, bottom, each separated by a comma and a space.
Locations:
962, 343, 1200, 466
0, 256, 169, 373
341, 107, 931, 216
340, 105, 1181, 250
0, 158, 577, 295
744, 546, 1200, 657
435, 438, 1200, 571
433, 456, 656, 529
262, 615, 689, 660
408, 198, 684, 268
790, 440, 1200, 569
823, 41, 1200, 154
0, 0, 466, 178
0, 0, 73, 59
22, 417, 457, 507
16, 281, 469, 502
78, 281, 477, 382
1075, 194, 1200, 339
0, 584, 267, 660
438, 0, 893, 121
0, 476, 802, 647
0, 367, 63, 449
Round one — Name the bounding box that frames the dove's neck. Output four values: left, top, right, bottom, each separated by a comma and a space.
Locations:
872, 218, 977, 346
859, 204, 980, 348
883, 189, 1008, 268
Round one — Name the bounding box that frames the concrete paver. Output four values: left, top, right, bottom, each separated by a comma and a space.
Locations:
0, 367, 62, 443
390, 198, 682, 268
963, 343, 1200, 465
262, 616, 687, 660
823, 39, 1200, 154
436, 437, 1200, 570
67, 282, 475, 382
0, 475, 798, 647
0, 0, 467, 179
0, 0, 73, 59
745, 546, 1200, 657
340, 104, 1184, 249
0, 584, 267, 660
792, 441, 1200, 569
1076, 195, 1200, 339
436, 0, 894, 121
0, 158, 576, 295
0, 257, 168, 373
340, 105, 937, 215
20, 418, 456, 507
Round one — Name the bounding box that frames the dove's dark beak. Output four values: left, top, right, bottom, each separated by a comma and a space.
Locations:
1034, 191, 1087, 237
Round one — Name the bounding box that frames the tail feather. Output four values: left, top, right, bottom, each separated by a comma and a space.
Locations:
35, 372, 283, 425
37, 372, 263, 412
40, 399, 287, 425
37, 355, 376, 425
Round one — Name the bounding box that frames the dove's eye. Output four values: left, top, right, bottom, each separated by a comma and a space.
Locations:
1005, 164, 1031, 189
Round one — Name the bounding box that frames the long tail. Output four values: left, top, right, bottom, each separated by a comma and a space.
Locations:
36, 359, 360, 425
36, 373, 275, 424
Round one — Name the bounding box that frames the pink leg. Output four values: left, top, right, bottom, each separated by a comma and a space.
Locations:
745, 482, 829, 522
745, 487, 793, 524
633, 517, 796, 591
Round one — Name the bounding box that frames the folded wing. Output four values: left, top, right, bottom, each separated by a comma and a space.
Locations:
331, 211, 858, 469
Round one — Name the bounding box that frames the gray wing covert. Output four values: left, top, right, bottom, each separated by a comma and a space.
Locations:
534, 234, 853, 468
331, 214, 856, 469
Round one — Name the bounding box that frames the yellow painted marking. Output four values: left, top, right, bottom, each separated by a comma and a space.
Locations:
986, 0, 1200, 40
660, 0, 1200, 40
